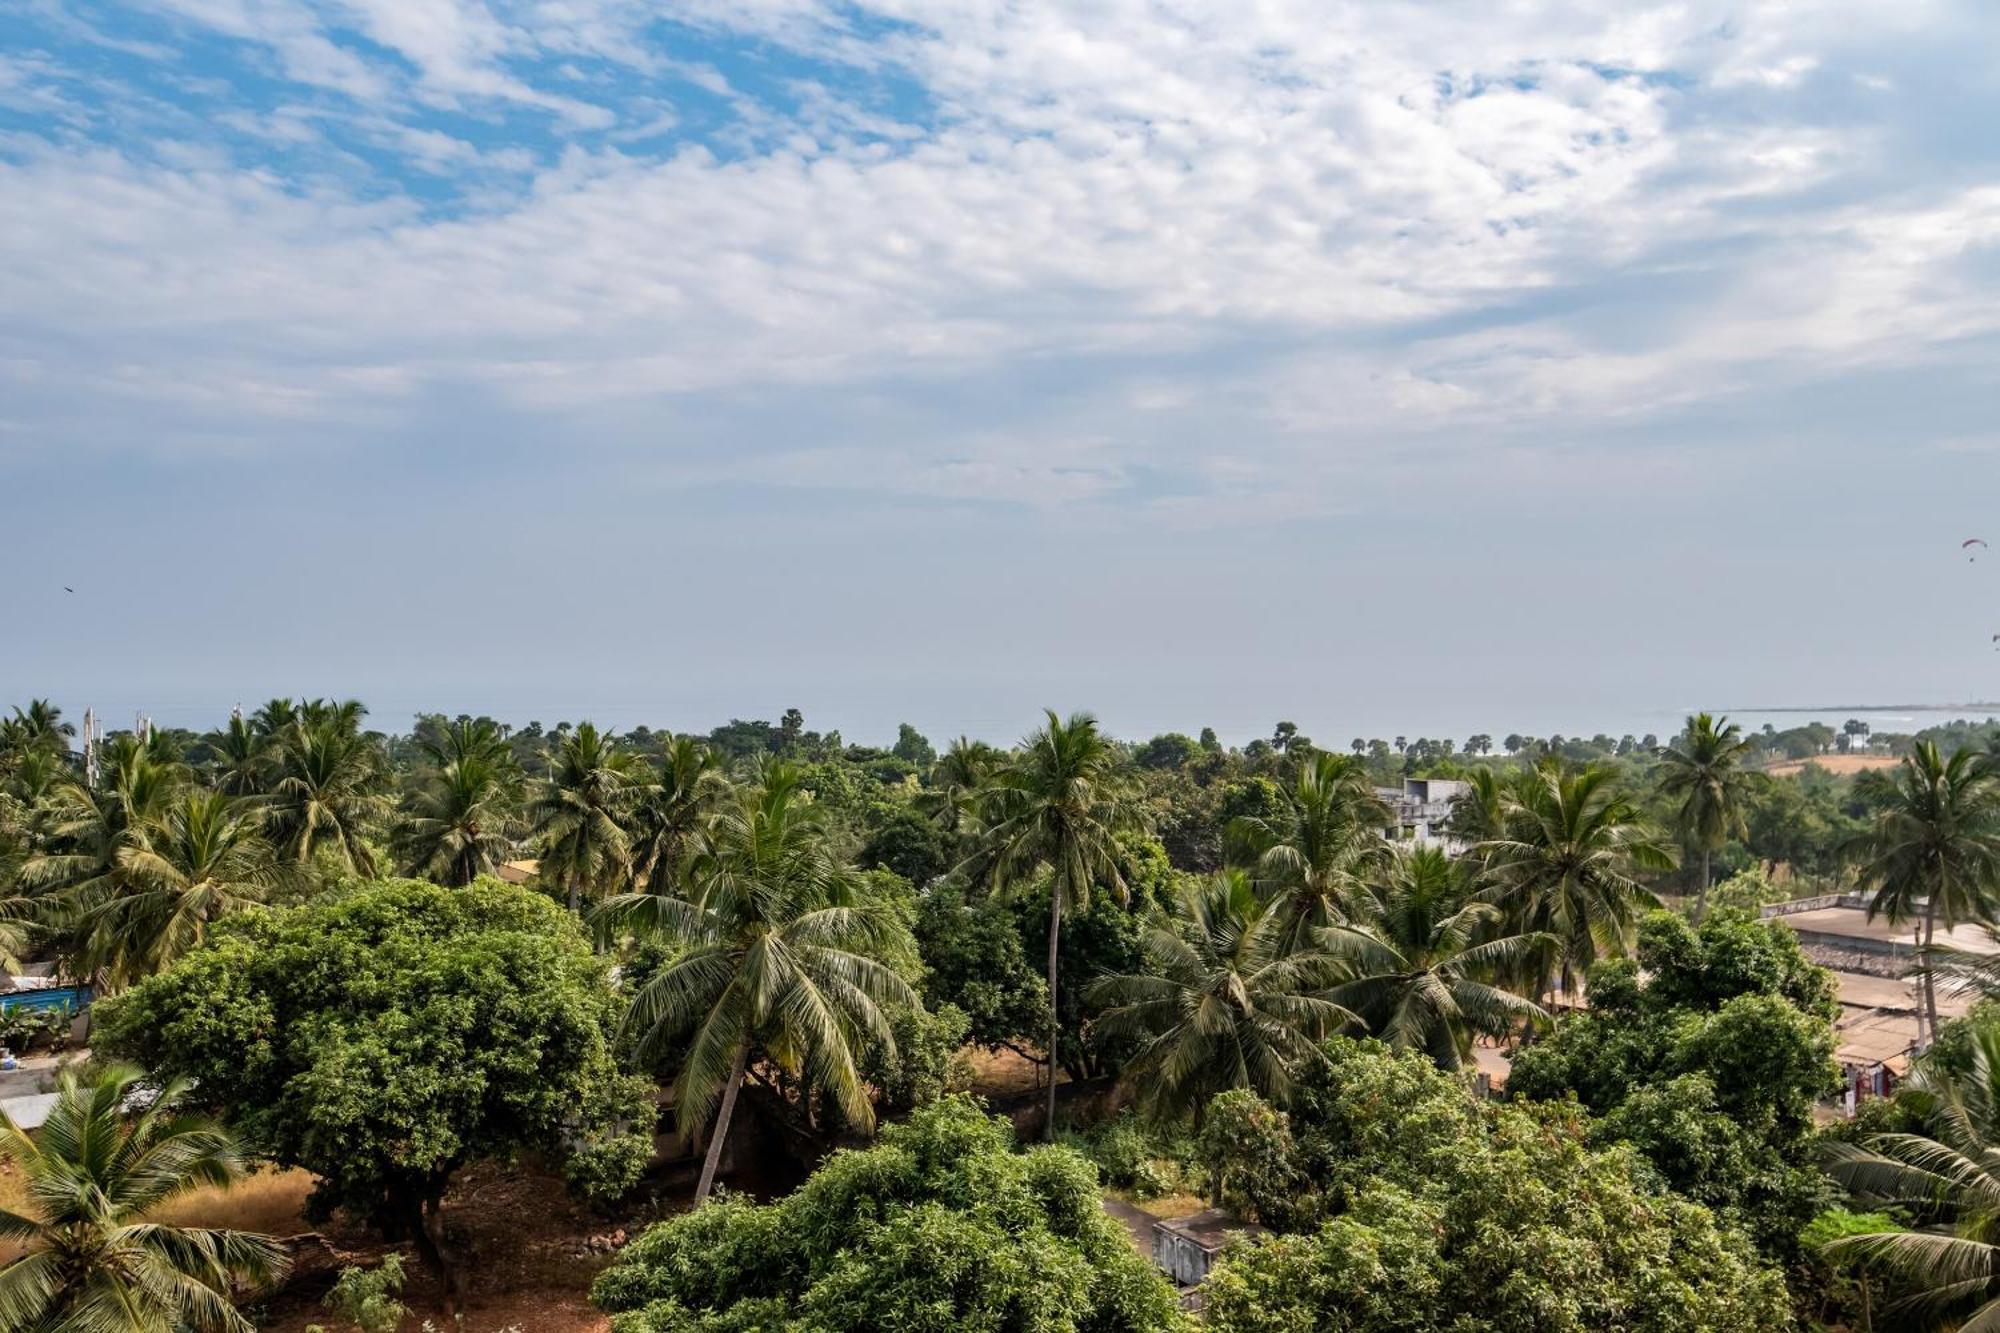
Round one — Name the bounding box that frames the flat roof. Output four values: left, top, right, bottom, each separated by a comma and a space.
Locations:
1779, 907, 2000, 955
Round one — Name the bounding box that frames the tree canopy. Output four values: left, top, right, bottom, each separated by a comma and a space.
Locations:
95, 877, 655, 1295
591, 1095, 1188, 1332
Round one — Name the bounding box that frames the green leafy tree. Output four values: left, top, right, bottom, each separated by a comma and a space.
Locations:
975, 710, 1139, 1137
1478, 763, 1675, 998
96, 878, 654, 1302
591, 1095, 1188, 1333
1090, 870, 1354, 1121
890, 723, 936, 768
1196, 1039, 1793, 1332
1505, 909, 1839, 1257
1848, 741, 2000, 1042
596, 762, 916, 1204
910, 878, 1051, 1058
531, 720, 638, 913
1658, 713, 1764, 920
1321, 845, 1549, 1070
0, 1063, 289, 1333
1825, 1022, 2000, 1330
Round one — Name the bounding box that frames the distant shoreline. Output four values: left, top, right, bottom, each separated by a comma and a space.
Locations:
1714, 703, 2000, 715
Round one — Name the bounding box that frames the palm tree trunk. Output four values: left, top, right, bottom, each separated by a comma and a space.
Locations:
567, 869, 582, 915
694, 1041, 751, 1205
1044, 895, 1062, 1141
1693, 847, 1712, 922
1920, 892, 1940, 1049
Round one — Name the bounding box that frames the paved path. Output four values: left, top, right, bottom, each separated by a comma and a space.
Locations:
1099, 1196, 1155, 1258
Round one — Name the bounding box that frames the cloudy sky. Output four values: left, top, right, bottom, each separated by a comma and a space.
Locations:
5, 1, 1999, 744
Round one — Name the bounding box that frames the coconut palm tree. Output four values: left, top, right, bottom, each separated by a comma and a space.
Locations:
915, 737, 998, 840
1477, 763, 1675, 1001
18, 737, 185, 902
973, 710, 1139, 1137
1849, 742, 2000, 1044
1657, 713, 1764, 920
0, 700, 74, 768
1089, 870, 1356, 1121
202, 713, 269, 799
391, 751, 521, 887
625, 733, 728, 898
262, 716, 388, 875
84, 791, 280, 985
1321, 845, 1550, 1071
1441, 766, 1511, 852
530, 722, 637, 914
0, 1063, 289, 1333
1228, 750, 1391, 941
1824, 1022, 2000, 1330
600, 762, 915, 1204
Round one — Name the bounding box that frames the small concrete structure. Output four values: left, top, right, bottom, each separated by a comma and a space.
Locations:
1152, 1208, 1267, 1287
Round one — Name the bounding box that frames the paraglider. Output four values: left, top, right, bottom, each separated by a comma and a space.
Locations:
1966, 537, 1989, 562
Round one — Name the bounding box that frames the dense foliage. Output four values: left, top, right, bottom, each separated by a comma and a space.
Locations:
95, 878, 655, 1292
591, 1096, 1187, 1332
1197, 1038, 1795, 1332
1505, 909, 1840, 1257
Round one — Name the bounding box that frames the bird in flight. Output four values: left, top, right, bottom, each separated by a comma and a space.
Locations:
62, 586, 73, 593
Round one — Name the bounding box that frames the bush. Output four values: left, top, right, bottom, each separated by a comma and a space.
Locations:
1197, 1039, 1795, 1332
564, 1127, 656, 1210
322, 1255, 407, 1333
592, 1096, 1188, 1332
1063, 1111, 1197, 1200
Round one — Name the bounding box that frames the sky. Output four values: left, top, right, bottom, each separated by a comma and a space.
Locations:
4, 1, 2000, 746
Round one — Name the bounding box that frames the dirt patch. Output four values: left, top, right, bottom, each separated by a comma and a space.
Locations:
252, 1158, 670, 1333
962, 1046, 1053, 1102
1763, 754, 1901, 777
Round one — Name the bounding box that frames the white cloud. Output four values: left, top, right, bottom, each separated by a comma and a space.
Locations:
4, 0, 1998, 522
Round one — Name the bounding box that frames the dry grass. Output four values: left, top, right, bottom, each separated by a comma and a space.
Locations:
1119, 1190, 1207, 1220
1763, 753, 1902, 777
0, 1161, 315, 1264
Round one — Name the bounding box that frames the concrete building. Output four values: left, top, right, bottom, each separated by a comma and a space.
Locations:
1377, 777, 1471, 852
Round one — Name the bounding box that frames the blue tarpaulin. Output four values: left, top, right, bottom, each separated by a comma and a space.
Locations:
0, 985, 91, 1016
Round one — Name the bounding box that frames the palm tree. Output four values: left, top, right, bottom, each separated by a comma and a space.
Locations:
86, 791, 280, 985
1477, 763, 1675, 1001
1089, 871, 1356, 1121
598, 762, 915, 1204
1228, 750, 1391, 940
1657, 713, 1763, 920
0, 1064, 289, 1332
202, 712, 269, 798
1849, 742, 2000, 1044
0, 700, 74, 767
530, 722, 637, 914
392, 734, 522, 888
974, 710, 1139, 1137
1824, 1022, 2000, 1330
1442, 766, 1511, 851
625, 734, 728, 897
19, 737, 185, 902
915, 737, 998, 839
263, 716, 388, 875
1321, 845, 1550, 1071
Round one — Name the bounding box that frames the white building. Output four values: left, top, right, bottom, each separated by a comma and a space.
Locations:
1377, 777, 1470, 852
